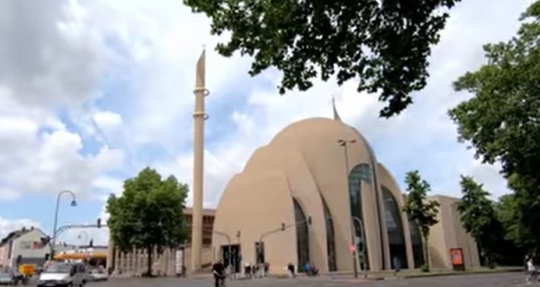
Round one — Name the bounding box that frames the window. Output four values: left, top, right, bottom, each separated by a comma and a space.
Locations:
293, 199, 309, 270
322, 197, 337, 271
348, 163, 371, 270
19, 241, 32, 250
382, 187, 408, 269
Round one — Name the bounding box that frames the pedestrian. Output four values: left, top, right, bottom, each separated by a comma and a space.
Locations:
526, 256, 537, 284
393, 256, 401, 277
287, 262, 295, 278
212, 259, 226, 287
304, 262, 311, 276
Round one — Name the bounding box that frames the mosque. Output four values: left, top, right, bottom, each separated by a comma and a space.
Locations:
211, 105, 481, 274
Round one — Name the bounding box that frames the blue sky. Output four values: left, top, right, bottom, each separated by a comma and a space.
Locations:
0, 0, 532, 245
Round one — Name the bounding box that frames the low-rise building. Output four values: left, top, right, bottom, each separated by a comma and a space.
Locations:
0, 227, 50, 268
107, 208, 216, 275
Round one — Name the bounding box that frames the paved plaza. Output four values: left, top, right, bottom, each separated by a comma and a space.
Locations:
75, 272, 532, 287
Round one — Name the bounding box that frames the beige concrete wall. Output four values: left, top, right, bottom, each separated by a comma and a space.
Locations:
378, 163, 414, 269
361, 180, 384, 271
212, 171, 297, 274
428, 195, 481, 270
243, 145, 328, 271
270, 118, 388, 272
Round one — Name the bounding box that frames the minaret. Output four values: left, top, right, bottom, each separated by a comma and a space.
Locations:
191, 49, 209, 272
332, 95, 342, 122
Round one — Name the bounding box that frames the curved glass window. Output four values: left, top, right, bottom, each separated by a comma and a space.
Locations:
322, 197, 337, 271
382, 187, 408, 269
293, 199, 310, 270
348, 163, 371, 270
408, 218, 425, 268
352, 129, 387, 269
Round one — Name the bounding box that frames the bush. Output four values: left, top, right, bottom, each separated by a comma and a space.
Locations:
420, 264, 430, 273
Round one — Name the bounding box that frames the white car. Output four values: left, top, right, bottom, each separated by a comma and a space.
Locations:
38, 262, 87, 287
89, 269, 108, 281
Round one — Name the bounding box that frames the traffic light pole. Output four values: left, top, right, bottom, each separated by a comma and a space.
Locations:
51, 222, 105, 258
257, 217, 312, 277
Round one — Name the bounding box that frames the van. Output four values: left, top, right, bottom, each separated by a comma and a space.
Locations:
37, 262, 87, 287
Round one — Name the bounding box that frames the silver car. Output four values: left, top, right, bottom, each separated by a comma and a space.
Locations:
37, 262, 87, 287
0, 272, 16, 285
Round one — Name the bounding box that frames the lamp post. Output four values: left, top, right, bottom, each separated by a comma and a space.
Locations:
338, 139, 361, 278
51, 190, 77, 257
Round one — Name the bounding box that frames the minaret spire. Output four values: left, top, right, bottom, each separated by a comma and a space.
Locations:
332, 95, 342, 122
191, 48, 209, 273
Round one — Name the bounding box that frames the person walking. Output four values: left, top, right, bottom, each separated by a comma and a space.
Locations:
287, 262, 295, 278
392, 256, 402, 277
526, 255, 537, 284
212, 260, 226, 287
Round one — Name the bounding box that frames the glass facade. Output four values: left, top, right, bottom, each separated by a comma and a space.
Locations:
408, 218, 425, 268
352, 129, 387, 269
293, 199, 310, 269
348, 163, 371, 270
382, 187, 408, 269
321, 197, 337, 271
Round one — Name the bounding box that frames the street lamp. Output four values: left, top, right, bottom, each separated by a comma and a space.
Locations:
337, 139, 361, 278
51, 190, 77, 257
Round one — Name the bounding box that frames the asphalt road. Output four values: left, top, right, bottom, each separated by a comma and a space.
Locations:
78, 272, 532, 287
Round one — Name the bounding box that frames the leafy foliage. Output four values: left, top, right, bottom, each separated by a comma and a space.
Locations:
184, 0, 463, 117
106, 167, 188, 276
456, 176, 500, 267
448, 0, 540, 246
457, 176, 494, 240
402, 170, 440, 271
495, 194, 535, 248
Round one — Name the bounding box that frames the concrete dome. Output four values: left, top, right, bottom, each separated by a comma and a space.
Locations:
212, 117, 415, 274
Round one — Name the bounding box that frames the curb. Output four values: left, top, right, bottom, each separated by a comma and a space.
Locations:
398, 268, 523, 279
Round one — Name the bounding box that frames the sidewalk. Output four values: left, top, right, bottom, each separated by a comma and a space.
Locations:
328, 266, 523, 280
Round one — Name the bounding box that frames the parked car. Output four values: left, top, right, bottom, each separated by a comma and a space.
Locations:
88, 269, 108, 281
0, 271, 17, 285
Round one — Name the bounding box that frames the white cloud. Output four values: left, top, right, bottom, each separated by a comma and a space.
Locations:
0, 218, 42, 241
92, 111, 123, 131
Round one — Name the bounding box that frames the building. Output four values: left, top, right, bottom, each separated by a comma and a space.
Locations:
183, 208, 216, 246
0, 227, 50, 268
107, 207, 216, 275
211, 114, 480, 274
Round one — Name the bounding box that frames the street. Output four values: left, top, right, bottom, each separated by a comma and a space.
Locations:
76, 272, 531, 287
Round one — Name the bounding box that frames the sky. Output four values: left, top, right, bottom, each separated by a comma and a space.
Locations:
0, 0, 533, 246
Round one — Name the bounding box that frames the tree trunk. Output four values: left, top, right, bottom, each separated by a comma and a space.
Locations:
146, 246, 153, 277
423, 235, 430, 271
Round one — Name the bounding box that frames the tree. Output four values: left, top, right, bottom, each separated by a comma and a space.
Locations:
495, 194, 534, 249
402, 170, 440, 272
106, 167, 189, 276
456, 175, 500, 267
184, 0, 463, 117
448, 0, 540, 247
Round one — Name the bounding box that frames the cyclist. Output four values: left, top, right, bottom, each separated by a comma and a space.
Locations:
212, 259, 226, 287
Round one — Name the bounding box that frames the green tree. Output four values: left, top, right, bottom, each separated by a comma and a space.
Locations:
106, 167, 189, 276
448, 1, 540, 247
184, 0, 463, 117
456, 175, 500, 267
495, 194, 534, 249
402, 170, 440, 272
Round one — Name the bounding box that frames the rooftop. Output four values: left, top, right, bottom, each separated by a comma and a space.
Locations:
184, 207, 216, 216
